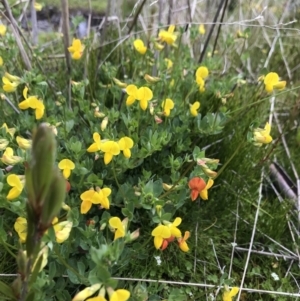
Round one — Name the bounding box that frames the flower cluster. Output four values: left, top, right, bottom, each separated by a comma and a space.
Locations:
158, 25, 177, 45
19, 87, 45, 120
14, 217, 72, 243
80, 187, 111, 214
72, 284, 130, 301
151, 217, 190, 252
2, 72, 21, 92
68, 38, 85, 60
108, 217, 139, 241
263, 72, 286, 93
126, 85, 153, 110
87, 133, 134, 165
188, 177, 214, 201
252, 122, 272, 147
133, 39, 147, 55
195, 66, 209, 92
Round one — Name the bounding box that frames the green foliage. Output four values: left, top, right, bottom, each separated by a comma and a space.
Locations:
0, 2, 299, 301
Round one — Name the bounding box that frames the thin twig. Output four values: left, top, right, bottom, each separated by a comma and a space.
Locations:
127, 0, 147, 35
236, 170, 264, 301
198, 0, 226, 63
212, 0, 229, 57
60, 0, 72, 109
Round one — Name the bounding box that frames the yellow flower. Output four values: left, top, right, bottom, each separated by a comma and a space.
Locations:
108, 289, 130, 301
14, 217, 27, 243
223, 287, 239, 301
133, 39, 147, 55
72, 283, 101, 301
151, 224, 171, 249
98, 187, 111, 209
68, 38, 84, 60
199, 24, 205, 35
164, 58, 173, 70
118, 137, 134, 158
161, 98, 174, 116
0, 24, 7, 36
2, 73, 20, 92
190, 101, 200, 116
109, 217, 127, 240
87, 132, 103, 152
34, 2, 43, 11
80, 187, 111, 213
16, 136, 32, 150
0, 56, 3, 66
164, 217, 182, 237
53, 220, 73, 243
0, 139, 9, 150
158, 25, 177, 45
253, 122, 272, 146
126, 85, 153, 110
1, 123, 16, 137
6, 174, 24, 200
195, 66, 209, 92
177, 231, 190, 252
58, 159, 75, 179
196, 66, 209, 79
264, 72, 286, 93
80, 189, 102, 214
101, 140, 120, 164
18, 87, 45, 120
1, 147, 22, 165
199, 178, 214, 200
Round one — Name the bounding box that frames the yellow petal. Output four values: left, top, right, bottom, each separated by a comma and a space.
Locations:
0, 24, 7, 36
59, 159, 75, 170
81, 200, 92, 214
63, 168, 71, 179
87, 142, 99, 152
7, 187, 22, 200
104, 152, 113, 165
72, 284, 101, 301
109, 217, 122, 229
179, 240, 189, 252
18, 100, 30, 110
125, 84, 138, 96
118, 137, 134, 150
196, 66, 209, 79
126, 95, 136, 106
172, 217, 182, 227
151, 224, 171, 238
137, 87, 153, 102
110, 289, 130, 301
154, 236, 163, 249
205, 178, 214, 189
200, 189, 208, 200
7, 174, 23, 190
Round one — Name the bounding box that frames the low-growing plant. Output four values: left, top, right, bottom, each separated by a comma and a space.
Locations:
0, 2, 298, 301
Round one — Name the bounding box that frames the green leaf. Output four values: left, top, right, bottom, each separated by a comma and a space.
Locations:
0, 280, 16, 299
48, 261, 57, 280
65, 120, 74, 133
66, 269, 80, 284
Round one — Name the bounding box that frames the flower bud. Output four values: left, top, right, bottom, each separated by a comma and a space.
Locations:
112, 77, 127, 88
101, 117, 108, 131
30, 123, 56, 209
144, 74, 160, 83
41, 168, 66, 227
